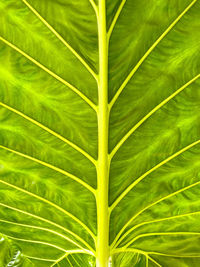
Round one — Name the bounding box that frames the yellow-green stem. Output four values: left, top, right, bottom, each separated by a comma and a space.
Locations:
96, 0, 109, 266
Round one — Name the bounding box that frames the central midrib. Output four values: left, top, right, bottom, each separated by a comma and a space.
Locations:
96, 0, 110, 266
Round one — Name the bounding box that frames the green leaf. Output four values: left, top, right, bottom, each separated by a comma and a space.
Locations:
0, 0, 200, 266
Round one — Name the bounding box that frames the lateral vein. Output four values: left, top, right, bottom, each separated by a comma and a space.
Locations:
22, 0, 98, 81
0, 178, 95, 242
0, 218, 87, 252
124, 232, 200, 248
89, 0, 98, 17
66, 255, 73, 267
0, 145, 95, 194
112, 247, 162, 266
112, 248, 200, 259
110, 139, 200, 211
114, 210, 200, 249
110, 73, 200, 159
107, 0, 127, 40
0, 102, 97, 166
112, 180, 200, 249
111, 247, 147, 256
109, 0, 197, 108
148, 252, 200, 258
51, 250, 90, 267
51, 253, 68, 267
0, 202, 93, 252
146, 255, 148, 267
25, 255, 55, 262
0, 36, 97, 112
147, 256, 162, 267
4, 233, 68, 252
71, 254, 82, 267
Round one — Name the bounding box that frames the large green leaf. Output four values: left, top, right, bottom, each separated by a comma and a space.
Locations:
0, 0, 200, 266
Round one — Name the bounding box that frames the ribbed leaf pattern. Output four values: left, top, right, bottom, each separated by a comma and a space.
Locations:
1, 0, 200, 266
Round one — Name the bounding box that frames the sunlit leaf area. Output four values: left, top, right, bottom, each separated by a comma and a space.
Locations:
0, 0, 200, 266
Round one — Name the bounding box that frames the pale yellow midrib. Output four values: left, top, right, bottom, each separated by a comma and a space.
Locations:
96, 0, 110, 266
